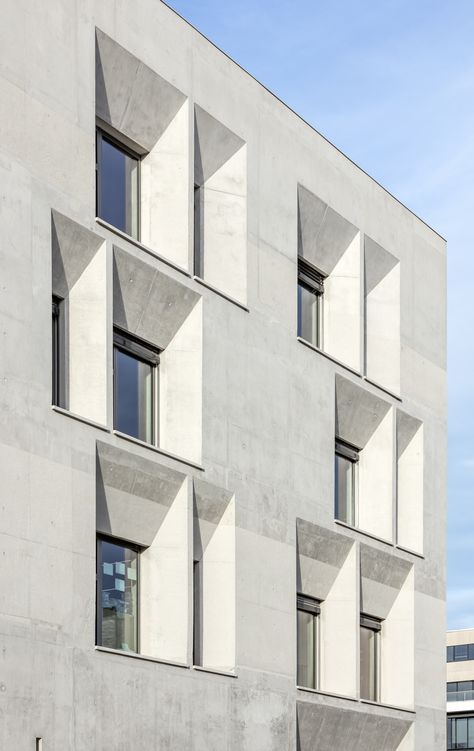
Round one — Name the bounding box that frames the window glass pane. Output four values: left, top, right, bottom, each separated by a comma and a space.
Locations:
468, 644, 474, 660
447, 682, 458, 693
455, 644, 469, 661
114, 348, 154, 443
448, 718, 453, 750
193, 560, 202, 666
298, 283, 320, 347
98, 539, 138, 652
456, 717, 468, 748
459, 682, 472, 692
297, 609, 317, 689
448, 645, 454, 662
99, 136, 139, 238
360, 626, 377, 701
468, 717, 474, 748
335, 454, 355, 525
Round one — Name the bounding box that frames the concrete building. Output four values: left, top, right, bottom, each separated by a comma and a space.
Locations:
0, 2, 446, 749
447, 630, 474, 749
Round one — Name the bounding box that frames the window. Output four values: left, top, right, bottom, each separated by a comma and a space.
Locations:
194, 184, 202, 277
113, 329, 159, 444
52, 296, 64, 407
96, 130, 140, 239
97, 536, 139, 653
447, 644, 474, 663
360, 614, 381, 702
335, 438, 359, 526
193, 559, 202, 666
448, 681, 474, 702
297, 594, 320, 689
297, 257, 325, 348
448, 716, 474, 749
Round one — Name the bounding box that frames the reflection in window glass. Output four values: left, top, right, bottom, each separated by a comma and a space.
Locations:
455, 644, 470, 661
97, 538, 138, 652
297, 607, 318, 689
335, 453, 355, 526
97, 133, 139, 238
297, 282, 321, 348
114, 347, 154, 444
360, 624, 379, 701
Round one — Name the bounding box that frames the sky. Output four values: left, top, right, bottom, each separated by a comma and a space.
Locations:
164, 0, 474, 628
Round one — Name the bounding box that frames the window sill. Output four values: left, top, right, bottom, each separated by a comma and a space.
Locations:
193, 276, 249, 312
51, 405, 110, 432
297, 686, 358, 703
296, 337, 362, 377
334, 519, 394, 547
192, 665, 237, 678
363, 377, 402, 403
395, 543, 424, 559
95, 646, 189, 669
360, 699, 416, 715
95, 218, 192, 278
113, 430, 204, 471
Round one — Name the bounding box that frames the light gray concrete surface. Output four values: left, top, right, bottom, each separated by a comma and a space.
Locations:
0, 1, 446, 749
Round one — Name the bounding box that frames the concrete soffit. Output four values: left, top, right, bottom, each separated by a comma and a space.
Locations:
396, 409, 422, 457
335, 374, 391, 449
365, 236, 399, 296
296, 519, 354, 601
51, 209, 104, 298
113, 246, 201, 350
194, 104, 245, 186
193, 478, 234, 561
95, 27, 187, 152
297, 184, 359, 276
96, 440, 187, 547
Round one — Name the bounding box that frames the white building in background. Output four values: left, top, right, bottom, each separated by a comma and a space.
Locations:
447, 630, 474, 750
0, 2, 446, 749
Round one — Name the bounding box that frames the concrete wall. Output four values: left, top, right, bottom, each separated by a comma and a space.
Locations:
0, 2, 446, 750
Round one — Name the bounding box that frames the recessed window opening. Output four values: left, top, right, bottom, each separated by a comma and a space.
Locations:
448, 716, 474, 750
96, 129, 140, 239
96, 536, 140, 653
297, 257, 325, 349
193, 184, 202, 278
52, 295, 64, 408
335, 438, 359, 527
360, 614, 381, 702
297, 593, 321, 690
193, 559, 202, 666
113, 328, 160, 445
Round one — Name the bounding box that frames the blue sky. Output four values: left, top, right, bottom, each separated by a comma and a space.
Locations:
165, 0, 474, 628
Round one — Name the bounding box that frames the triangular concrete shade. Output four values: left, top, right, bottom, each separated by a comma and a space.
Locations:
397, 410, 422, 457
51, 210, 104, 298
297, 184, 359, 275
194, 104, 245, 185
113, 247, 200, 350
365, 236, 399, 295
95, 28, 186, 152
335, 374, 391, 449
193, 479, 233, 560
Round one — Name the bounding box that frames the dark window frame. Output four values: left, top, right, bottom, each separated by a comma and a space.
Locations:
96, 533, 141, 653
360, 613, 381, 702
447, 714, 474, 750
297, 257, 326, 348
113, 327, 160, 445
52, 295, 64, 407
296, 593, 321, 690
96, 127, 141, 240
335, 437, 360, 526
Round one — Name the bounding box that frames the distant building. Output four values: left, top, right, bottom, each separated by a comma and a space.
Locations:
447, 630, 474, 749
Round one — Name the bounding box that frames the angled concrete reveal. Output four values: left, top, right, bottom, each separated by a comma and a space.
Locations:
365, 236, 401, 394
360, 544, 414, 708
194, 105, 247, 303
96, 441, 189, 662
193, 479, 235, 671
51, 210, 107, 424
335, 375, 394, 540
298, 185, 361, 369
397, 411, 424, 554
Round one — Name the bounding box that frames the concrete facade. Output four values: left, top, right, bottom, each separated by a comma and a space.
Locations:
0, 2, 446, 749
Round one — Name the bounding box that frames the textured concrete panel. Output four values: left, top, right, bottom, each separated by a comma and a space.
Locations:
194, 104, 245, 185
113, 246, 200, 349
95, 28, 186, 151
